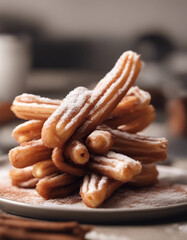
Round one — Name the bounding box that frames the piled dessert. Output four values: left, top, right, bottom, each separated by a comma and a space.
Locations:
9, 51, 168, 208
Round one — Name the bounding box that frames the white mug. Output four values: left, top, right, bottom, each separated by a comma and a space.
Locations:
0, 35, 31, 102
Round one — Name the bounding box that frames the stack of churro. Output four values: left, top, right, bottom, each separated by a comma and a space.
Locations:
9, 51, 168, 208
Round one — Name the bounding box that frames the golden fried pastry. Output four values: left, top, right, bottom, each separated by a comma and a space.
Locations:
36, 173, 80, 200
119, 105, 155, 133
110, 86, 151, 118
8, 50, 169, 208
98, 125, 168, 164
11, 94, 62, 120
11, 86, 147, 123
32, 160, 60, 178
80, 173, 123, 208
12, 120, 44, 143
88, 151, 142, 182
73, 51, 142, 140
64, 140, 90, 165
9, 139, 52, 168
129, 164, 158, 187
52, 148, 86, 176
105, 105, 155, 132
85, 130, 114, 154
42, 87, 92, 148
10, 167, 39, 188
105, 86, 154, 132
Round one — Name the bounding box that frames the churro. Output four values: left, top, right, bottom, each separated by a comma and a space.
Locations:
88, 151, 142, 182
8, 50, 169, 208
98, 125, 168, 164
52, 148, 86, 176
85, 130, 113, 154
65, 52, 141, 163
9, 139, 52, 168
129, 164, 158, 187
64, 140, 90, 165
42, 87, 92, 148
73, 51, 142, 140
11, 94, 62, 120
110, 86, 151, 118
10, 167, 39, 188
11, 86, 148, 123
80, 173, 123, 208
32, 160, 60, 178
36, 173, 80, 200
12, 120, 44, 143
105, 105, 155, 132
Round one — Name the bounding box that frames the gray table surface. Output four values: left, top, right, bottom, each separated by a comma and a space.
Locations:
0, 208, 186, 240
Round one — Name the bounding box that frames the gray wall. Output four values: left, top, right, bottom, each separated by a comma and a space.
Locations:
0, 0, 186, 46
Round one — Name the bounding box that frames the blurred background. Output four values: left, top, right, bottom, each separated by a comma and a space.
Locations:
0, 0, 186, 166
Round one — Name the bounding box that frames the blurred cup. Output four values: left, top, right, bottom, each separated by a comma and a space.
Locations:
0, 35, 31, 102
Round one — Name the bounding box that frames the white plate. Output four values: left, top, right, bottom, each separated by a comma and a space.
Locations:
0, 155, 187, 224
1, 198, 186, 224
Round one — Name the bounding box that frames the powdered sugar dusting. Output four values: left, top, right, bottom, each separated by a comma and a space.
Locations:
12, 120, 42, 133
89, 174, 98, 193
14, 139, 43, 150
98, 176, 108, 190
127, 86, 151, 105
99, 125, 167, 144
82, 175, 89, 193
75, 52, 137, 135
107, 151, 140, 167
0, 165, 187, 209
87, 174, 108, 193
58, 87, 91, 122
92, 152, 141, 173
63, 101, 91, 131
15, 93, 61, 105
44, 87, 91, 130
13, 101, 58, 109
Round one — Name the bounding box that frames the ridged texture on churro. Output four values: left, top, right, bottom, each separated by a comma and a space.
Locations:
106, 105, 155, 132
105, 86, 155, 132
110, 86, 151, 117
8, 50, 169, 208
36, 173, 80, 199
32, 160, 60, 178
10, 167, 39, 188
98, 125, 168, 164
129, 164, 158, 187
73, 51, 142, 139
88, 151, 142, 182
12, 120, 44, 143
52, 148, 86, 176
9, 139, 52, 168
11, 94, 62, 120
42, 87, 91, 148
80, 173, 123, 208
